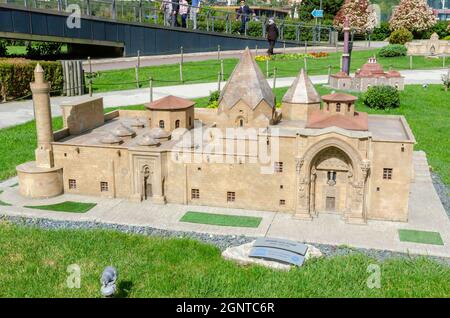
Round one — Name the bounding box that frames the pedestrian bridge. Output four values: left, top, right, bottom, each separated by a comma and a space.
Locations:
0, 0, 336, 57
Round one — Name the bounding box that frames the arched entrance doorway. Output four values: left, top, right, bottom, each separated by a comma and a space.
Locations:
142, 166, 153, 200
308, 147, 353, 215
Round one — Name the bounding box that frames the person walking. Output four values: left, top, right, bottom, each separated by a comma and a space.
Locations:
160, 0, 172, 27
190, 0, 201, 30
171, 0, 180, 27
179, 0, 189, 28
236, 0, 251, 35
266, 17, 278, 56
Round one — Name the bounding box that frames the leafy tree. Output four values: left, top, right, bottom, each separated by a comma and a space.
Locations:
333, 0, 377, 34
389, 0, 436, 32
297, 0, 344, 22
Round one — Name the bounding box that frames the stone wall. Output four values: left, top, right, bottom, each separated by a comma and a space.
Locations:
61, 97, 104, 135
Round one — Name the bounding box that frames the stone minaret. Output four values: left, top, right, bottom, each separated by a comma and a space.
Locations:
31, 63, 54, 168
342, 17, 351, 75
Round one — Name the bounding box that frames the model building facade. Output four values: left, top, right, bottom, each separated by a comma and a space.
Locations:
329, 57, 404, 92
18, 49, 416, 224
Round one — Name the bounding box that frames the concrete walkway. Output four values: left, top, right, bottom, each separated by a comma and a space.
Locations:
1, 151, 449, 258
0, 68, 448, 130
85, 41, 387, 72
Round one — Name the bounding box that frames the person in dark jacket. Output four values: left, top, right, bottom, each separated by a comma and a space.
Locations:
236, 0, 252, 34
171, 0, 180, 27
266, 18, 278, 56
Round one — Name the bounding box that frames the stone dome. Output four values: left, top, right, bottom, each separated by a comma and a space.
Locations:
137, 134, 160, 146
100, 133, 123, 145
130, 117, 146, 128
113, 123, 136, 137
149, 128, 171, 139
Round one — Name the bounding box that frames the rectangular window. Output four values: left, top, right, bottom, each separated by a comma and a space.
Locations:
191, 188, 200, 199
274, 162, 283, 173
227, 191, 235, 202
100, 182, 109, 192
383, 168, 393, 180
68, 179, 76, 189
279, 199, 286, 206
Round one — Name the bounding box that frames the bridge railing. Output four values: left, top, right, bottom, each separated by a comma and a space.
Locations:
1, 0, 336, 45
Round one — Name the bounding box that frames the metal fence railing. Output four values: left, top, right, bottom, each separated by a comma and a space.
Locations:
1, 0, 337, 45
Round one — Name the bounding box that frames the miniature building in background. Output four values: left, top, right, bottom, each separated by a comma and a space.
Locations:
17, 49, 416, 224
406, 33, 450, 56
329, 57, 404, 92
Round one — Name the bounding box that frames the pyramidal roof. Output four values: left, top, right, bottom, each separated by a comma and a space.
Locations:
282, 68, 321, 104
219, 48, 274, 110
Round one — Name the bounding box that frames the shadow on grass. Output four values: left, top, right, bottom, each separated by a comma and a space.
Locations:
116, 280, 133, 298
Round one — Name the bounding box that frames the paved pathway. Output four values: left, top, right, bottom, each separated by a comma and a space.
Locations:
0, 68, 448, 130
85, 41, 387, 72
1, 151, 449, 258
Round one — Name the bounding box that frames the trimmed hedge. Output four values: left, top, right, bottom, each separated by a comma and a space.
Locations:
389, 28, 413, 45
0, 58, 63, 101
362, 86, 400, 110
378, 44, 407, 57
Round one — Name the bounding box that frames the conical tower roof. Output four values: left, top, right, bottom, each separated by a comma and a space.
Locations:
282, 68, 320, 104
219, 48, 274, 110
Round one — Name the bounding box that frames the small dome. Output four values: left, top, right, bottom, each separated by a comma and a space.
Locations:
174, 133, 199, 149
100, 133, 123, 144
149, 128, 171, 139
137, 134, 160, 146
171, 127, 189, 141
113, 123, 136, 137
130, 117, 146, 128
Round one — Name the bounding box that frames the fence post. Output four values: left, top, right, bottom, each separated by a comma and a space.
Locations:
149, 77, 153, 102
272, 67, 277, 89
255, 45, 258, 57
409, 55, 413, 70
86, 0, 91, 15
180, 46, 184, 82
220, 59, 224, 81
304, 57, 307, 73
266, 59, 269, 78
217, 45, 221, 60
135, 65, 140, 88
327, 65, 331, 84
443, 55, 446, 68
217, 71, 221, 92
89, 79, 92, 97
137, 50, 141, 68
283, 41, 286, 55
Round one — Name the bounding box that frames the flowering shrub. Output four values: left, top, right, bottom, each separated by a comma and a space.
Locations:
333, 0, 377, 34
255, 52, 329, 62
389, 0, 436, 32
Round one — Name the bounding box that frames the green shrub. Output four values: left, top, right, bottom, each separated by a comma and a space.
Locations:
444, 35, 450, 41
26, 42, 62, 58
0, 58, 63, 101
378, 44, 407, 57
362, 86, 400, 110
389, 28, 413, 45
206, 90, 220, 108
0, 41, 6, 57
371, 22, 391, 41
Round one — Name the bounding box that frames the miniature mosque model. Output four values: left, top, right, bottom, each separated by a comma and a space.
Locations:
17, 49, 416, 224
329, 56, 404, 92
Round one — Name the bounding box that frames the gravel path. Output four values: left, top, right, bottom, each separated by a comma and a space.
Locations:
1, 214, 449, 266
432, 172, 450, 219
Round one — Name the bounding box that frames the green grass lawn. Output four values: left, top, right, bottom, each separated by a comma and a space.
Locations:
90, 49, 447, 93
180, 211, 262, 228
24, 201, 97, 213
399, 229, 444, 246
0, 85, 448, 185
0, 223, 449, 297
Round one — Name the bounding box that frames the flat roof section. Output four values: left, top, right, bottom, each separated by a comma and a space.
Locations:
368, 115, 415, 142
